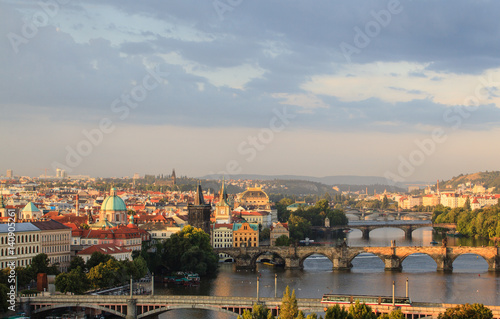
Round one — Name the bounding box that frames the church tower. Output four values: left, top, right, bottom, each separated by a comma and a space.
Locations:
188, 183, 212, 233
171, 169, 176, 186
214, 178, 232, 224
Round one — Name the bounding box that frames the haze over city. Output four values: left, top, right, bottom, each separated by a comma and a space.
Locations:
2, 1, 500, 182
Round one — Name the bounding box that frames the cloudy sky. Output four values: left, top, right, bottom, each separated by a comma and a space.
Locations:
1, 0, 500, 182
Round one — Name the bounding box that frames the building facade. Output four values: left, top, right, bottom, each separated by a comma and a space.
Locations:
233, 222, 259, 247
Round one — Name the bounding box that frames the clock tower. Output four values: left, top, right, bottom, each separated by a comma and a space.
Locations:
214, 178, 232, 224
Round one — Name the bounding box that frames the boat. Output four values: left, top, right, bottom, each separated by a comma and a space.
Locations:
165, 272, 200, 285
430, 240, 438, 245
262, 261, 285, 267
446, 231, 464, 237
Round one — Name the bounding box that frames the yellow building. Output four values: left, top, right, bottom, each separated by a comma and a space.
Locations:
234, 187, 272, 210
422, 195, 440, 207
233, 222, 259, 247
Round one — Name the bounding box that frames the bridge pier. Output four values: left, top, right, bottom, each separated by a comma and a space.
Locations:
332, 257, 352, 271
285, 257, 301, 269
362, 228, 370, 240
20, 297, 31, 317
404, 226, 413, 240
126, 298, 137, 319
383, 256, 402, 271
436, 256, 453, 272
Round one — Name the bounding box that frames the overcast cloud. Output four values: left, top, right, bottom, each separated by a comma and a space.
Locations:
1, 0, 500, 182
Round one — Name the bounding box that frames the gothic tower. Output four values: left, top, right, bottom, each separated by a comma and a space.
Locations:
188, 183, 212, 233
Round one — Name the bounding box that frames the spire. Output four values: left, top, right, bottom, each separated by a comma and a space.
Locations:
110, 187, 117, 196
194, 182, 205, 205
219, 177, 228, 205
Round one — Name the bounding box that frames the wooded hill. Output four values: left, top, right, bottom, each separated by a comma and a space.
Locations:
440, 171, 500, 191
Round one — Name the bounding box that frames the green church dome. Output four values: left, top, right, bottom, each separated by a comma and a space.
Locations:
101, 188, 126, 212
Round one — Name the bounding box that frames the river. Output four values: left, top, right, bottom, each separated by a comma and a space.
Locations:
156, 227, 500, 318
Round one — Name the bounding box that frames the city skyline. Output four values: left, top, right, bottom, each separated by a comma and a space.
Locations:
2, 1, 500, 182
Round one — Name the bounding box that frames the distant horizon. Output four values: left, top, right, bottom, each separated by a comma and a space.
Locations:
4, 169, 494, 185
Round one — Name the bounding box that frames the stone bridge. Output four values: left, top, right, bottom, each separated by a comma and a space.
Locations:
21, 295, 321, 319
312, 221, 452, 239
20, 294, 500, 319
215, 244, 500, 272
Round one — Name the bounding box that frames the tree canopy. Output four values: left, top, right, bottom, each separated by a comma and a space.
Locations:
438, 303, 493, 319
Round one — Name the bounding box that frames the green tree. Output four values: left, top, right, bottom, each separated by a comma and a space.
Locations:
279, 286, 299, 319
464, 197, 471, 211
162, 225, 218, 276
377, 309, 405, 319
87, 258, 121, 289
69, 256, 86, 271
260, 227, 271, 241
275, 235, 291, 246
0, 283, 9, 313
438, 303, 492, 319
86, 252, 113, 270
381, 195, 389, 209
55, 266, 89, 294
28, 253, 59, 276
348, 301, 377, 319
325, 304, 352, 319
237, 303, 273, 319
132, 255, 148, 278
288, 214, 311, 241
277, 198, 294, 223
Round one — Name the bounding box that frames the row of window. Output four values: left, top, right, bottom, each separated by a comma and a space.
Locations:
213, 232, 232, 237
0, 246, 39, 257
0, 258, 32, 269
234, 237, 256, 242
42, 245, 69, 253
213, 244, 232, 248
50, 255, 70, 264
0, 234, 40, 245
42, 233, 69, 242
213, 238, 232, 243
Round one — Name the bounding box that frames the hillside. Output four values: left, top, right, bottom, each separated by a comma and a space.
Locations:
201, 173, 427, 187
440, 171, 500, 190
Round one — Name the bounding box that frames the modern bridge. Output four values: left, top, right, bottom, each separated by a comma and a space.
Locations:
215, 244, 500, 271
20, 294, 500, 319
312, 220, 455, 239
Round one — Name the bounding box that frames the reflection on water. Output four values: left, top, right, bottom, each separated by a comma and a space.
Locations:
159, 228, 500, 318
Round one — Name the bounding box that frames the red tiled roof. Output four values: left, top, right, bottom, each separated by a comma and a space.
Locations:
77, 244, 131, 256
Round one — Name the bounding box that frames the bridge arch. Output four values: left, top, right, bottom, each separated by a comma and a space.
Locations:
399, 252, 438, 271
298, 252, 333, 269
347, 251, 385, 269
138, 304, 242, 318
32, 303, 125, 318
450, 253, 491, 270
250, 249, 286, 267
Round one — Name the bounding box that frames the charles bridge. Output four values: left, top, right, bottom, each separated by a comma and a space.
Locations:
215, 243, 500, 271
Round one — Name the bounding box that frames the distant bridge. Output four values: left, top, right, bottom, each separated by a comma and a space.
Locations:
215, 244, 500, 271
312, 221, 455, 239
21, 294, 500, 319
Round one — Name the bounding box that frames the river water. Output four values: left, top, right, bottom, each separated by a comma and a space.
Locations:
157, 227, 500, 318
